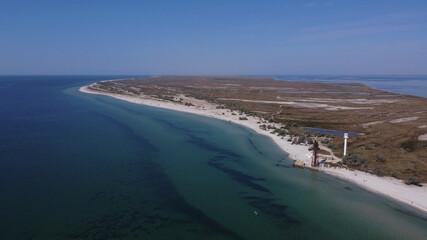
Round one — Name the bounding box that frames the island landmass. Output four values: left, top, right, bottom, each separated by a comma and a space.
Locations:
80, 76, 427, 213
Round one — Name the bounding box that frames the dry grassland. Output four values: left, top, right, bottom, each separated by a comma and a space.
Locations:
92, 76, 427, 182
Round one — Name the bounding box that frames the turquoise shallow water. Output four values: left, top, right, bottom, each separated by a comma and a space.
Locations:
0, 76, 426, 239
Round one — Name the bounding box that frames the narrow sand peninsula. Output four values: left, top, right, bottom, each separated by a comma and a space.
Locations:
80, 83, 427, 214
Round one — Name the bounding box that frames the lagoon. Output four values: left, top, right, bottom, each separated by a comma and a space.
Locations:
303, 127, 359, 137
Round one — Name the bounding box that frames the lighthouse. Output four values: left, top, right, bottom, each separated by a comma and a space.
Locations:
343, 133, 349, 156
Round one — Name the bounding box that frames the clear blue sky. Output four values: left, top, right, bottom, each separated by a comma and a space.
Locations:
1, 0, 427, 75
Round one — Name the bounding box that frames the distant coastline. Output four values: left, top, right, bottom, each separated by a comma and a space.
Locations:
80, 79, 427, 215
268, 75, 427, 98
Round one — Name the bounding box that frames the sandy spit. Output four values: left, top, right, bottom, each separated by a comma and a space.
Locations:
80, 84, 427, 214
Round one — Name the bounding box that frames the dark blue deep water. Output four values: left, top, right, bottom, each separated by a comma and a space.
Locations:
0, 76, 426, 239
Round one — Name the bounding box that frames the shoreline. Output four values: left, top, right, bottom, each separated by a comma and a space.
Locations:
79, 83, 427, 215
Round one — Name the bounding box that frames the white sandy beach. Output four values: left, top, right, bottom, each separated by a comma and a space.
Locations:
80, 83, 427, 215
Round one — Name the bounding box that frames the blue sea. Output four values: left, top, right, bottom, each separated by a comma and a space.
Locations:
0, 75, 426, 239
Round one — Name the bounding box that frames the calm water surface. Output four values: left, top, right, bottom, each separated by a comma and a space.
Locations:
0, 76, 426, 239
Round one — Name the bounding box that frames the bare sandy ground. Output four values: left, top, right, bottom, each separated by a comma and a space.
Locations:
418, 133, 427, 141
362, 116, 421, 128
80, 84, 427, 214
220, 98, 373, 110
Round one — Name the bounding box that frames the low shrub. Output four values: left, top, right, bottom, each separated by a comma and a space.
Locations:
374, 154, 386, 163
373, 167, 384, 176
342, 154, 365, 167
327, 142, 336, 149
404, 176, 422, 186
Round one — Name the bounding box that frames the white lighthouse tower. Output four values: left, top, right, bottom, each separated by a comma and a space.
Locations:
343, 133, 349, 156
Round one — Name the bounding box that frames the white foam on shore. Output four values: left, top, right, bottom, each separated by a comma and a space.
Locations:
80, 84, 427, 214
